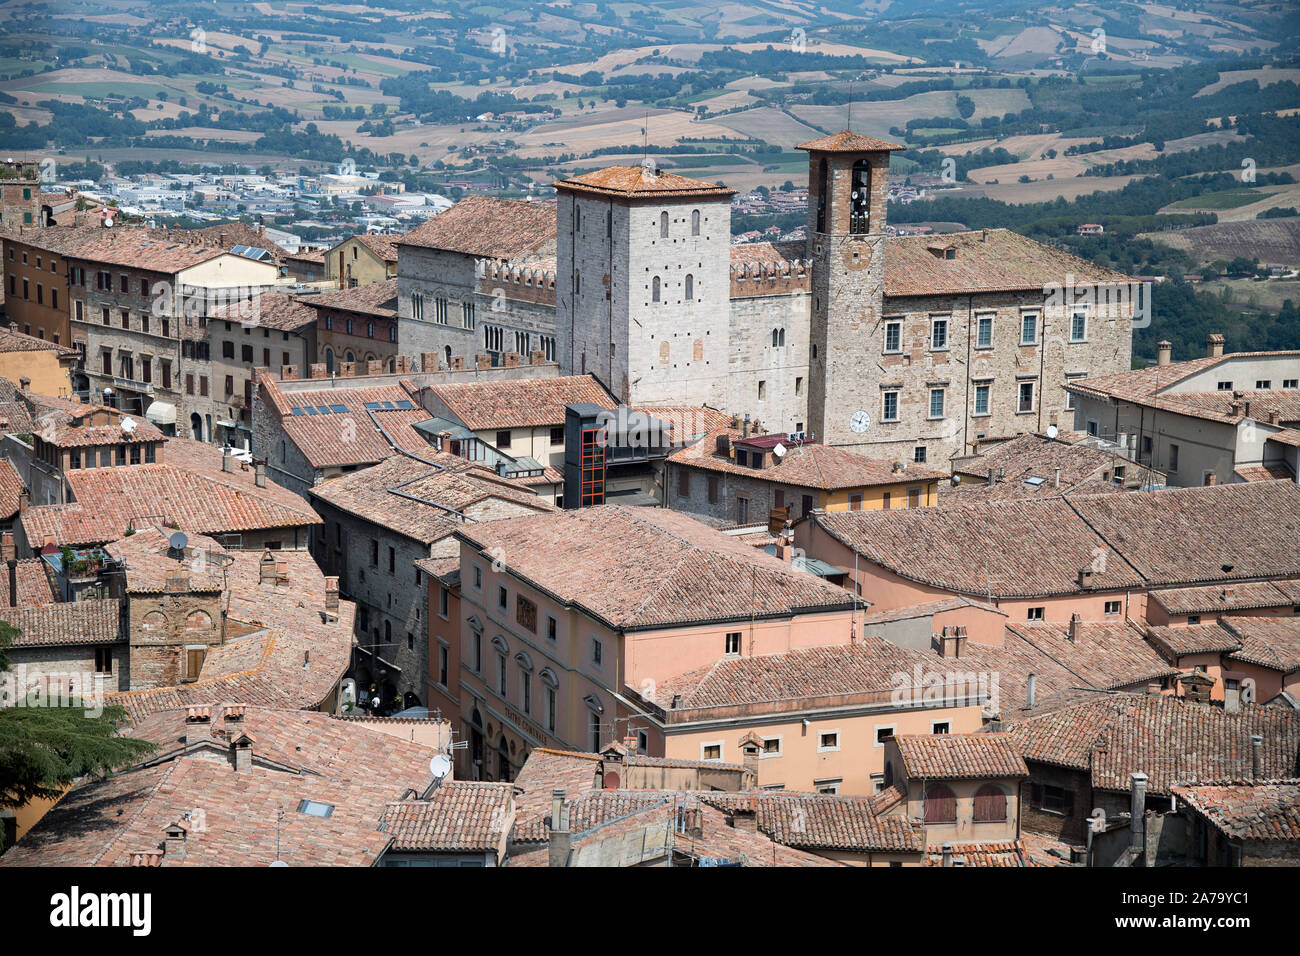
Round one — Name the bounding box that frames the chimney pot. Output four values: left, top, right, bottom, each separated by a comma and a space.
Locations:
1251, 734, 1263, 779
1068, 613, 1083, 643
1156, 341, 1172, 366
1027, 673, 1037, 709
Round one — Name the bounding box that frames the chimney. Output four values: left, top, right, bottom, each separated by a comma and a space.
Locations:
231, 732, 254, 772
1205, 472, 1217, 486
729, 806, 758, 833
254, 462, 266, 487
1054, 467, 1061, 489
1206, 333, 1224, 358
162, 820, 189, 861
938, 625, 962, 659
17, 489, 28, 514
1068, 613, 1083, 643
740, 733, 761, 784
1251, 734, 1263, 779
1078, 567, 1095, 590
224, 704, 246, 738
184, 706, 212, 746
742, 414, 751, 439
1156, 341, 1172, 366
548, 788, 571, 868
259, 550, 276, 585
941, 843, 953, 867
1129, 772, 1148, 851
1026, 673, 1037, 709
18, 375, 30, 391
1268, 410, 1280, 426
325, 575, 339, 613
222, 447, 233, 472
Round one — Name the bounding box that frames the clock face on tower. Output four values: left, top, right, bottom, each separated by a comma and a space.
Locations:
849, 410, 870, 433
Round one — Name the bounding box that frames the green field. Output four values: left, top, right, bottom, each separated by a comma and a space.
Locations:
1167, 188, 1281, 210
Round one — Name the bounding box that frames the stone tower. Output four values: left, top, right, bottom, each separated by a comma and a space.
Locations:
798, 131, 903, 446
553, 165, 734, 407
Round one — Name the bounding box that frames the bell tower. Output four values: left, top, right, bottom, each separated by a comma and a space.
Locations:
798, 131, 902, 447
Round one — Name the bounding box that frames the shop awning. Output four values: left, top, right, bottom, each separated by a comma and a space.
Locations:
144, 400, 177, 426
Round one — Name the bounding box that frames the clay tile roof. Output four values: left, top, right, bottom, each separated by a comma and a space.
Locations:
1171, 780, 1300, 842
212, 290, 318, 332
0, 598, 121, 647
398, 195, 556, 260
1005, 620, 1178, 691
349, 232, 400, 263
894, 733, 1029, 780
0, 326, 77, 356
883, 228, 1132, 297
456, 505, 856, 631
1066, 482, 1300, 586
1065, 352, 1300, 424
796, 130, 905, 152
925, 840, 1066, 867
0, 557, 56, 608
21, 438, 320, 548
106, 550, 354, 721
269, 381, 432, 469
308, 453, 552, 545
429, 374, 613, 431
944, 432, 1163, 503
815, 498, 1144, 598
819, 482, 1300, 597
1222, 616, 1300, 674
1149, 578, 1300, 616
379, 782, 515, 851
0, 458, 23, 519
0, 759, 410, 867
1005, 694, 1300, 795
302, 278, 398, 319
701, 791, 926, 853
673, 430, 946, 490
66, 230, 231, 273
553, 165, 736, 200
655, 637, 950, 713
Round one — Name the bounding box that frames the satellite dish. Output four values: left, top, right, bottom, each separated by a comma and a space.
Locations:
269, 861, 288, 868
169, 531, 188, 552
952, 474, 962, 485
429, 753, 452, 781
120, 417, 137, 433
773, 442, 787, 458
1046, 423, 1059, 440
104, 217, 114, 228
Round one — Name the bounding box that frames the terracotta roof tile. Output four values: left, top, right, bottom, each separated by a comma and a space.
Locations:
796, 130, 905, 152
1150, 578, 1300, 616
883, 229, 1132, 298
1005, 694, 1300, 795
672, 429, 947, 490
430, 374, 613, 431
309, 452, 552, 545
22, 438, 320, 547
398, 195, 556, 260
379, 783, 515, 852
457, 506, 856, 631
1171, 779, 1300, 842
302, 278, 399, 319
0, 597, 121, 647
0, 458, 23, 519
554, 165, 736, 200
894, 733, 1029, 779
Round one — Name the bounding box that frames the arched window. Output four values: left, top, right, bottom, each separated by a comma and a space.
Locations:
685, 274, 693, 300
816, 157, 828, 233
325, 347, 335, 373
366, 321, 374, 338
659, 211, 669, 238
184, 610, 213, 632
923, 784, 957, 824
345, 351, 355, 363
973, 784, 1008, 823
444, 345, 452, 368
691, 209, 700, 236
850, 158, 871, 235
652, 276, 661, 302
